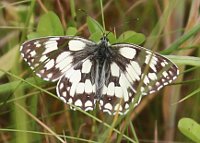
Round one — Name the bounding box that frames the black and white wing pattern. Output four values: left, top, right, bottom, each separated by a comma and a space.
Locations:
112, 44, 179, 94
20, 36, 179, 115
56, 58, 97, 111
98, 44, 178, 115
20, 36, 96, 81
98, 61, 139, 115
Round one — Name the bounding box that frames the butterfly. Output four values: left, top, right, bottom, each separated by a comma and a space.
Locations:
20, 35, 179, 115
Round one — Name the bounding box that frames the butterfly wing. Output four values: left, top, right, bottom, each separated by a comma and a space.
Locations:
98, 61, 140, 115
99, 44, 179, 115
21, 36, 179, 115
56, 58, 97, 111
20, 36, 97, 81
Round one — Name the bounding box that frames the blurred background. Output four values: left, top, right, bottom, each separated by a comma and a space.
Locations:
0, 0, 200, 143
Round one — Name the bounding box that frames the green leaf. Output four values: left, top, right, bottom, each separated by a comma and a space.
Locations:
27, 12, 64, 40
107, 32, 117, 44
178, 118, 200, 143
36, 11, 64, 38
89, 31, 116, 43
66, 27, 78, 36
87, 16, 104, 34
89, 31, 102, 42
165, 55, 200, 66
27, 32, 42, 39
0, 77, 46, 94
117, 31, 145, 45
0, 46, 18, 78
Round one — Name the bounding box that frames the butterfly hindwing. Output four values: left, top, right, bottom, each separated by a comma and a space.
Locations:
20, 36, 96, 81
56, 58, 97, 111
99, 62, 141, 115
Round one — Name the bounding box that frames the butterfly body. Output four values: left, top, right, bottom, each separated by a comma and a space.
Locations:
93, 36, 113, 99
20, 36, 179, 115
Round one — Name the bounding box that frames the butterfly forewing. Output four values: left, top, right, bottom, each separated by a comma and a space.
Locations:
20, 36, 96, 81
112, 44, 179, 95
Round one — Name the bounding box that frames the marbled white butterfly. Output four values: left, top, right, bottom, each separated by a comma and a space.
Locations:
20, 35, 179, 115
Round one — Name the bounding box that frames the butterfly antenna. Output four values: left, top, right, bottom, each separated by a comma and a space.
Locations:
105, 31, 111, 37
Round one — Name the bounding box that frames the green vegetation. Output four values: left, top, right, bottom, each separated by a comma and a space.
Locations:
0, 0, 200, 142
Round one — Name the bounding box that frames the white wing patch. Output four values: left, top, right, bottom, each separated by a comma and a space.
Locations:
44, 59, 55, 70
145, 53, 158, 72
126, 64, 140, 81
119, 73, 131, 102
85, 79, 93, 93
55, 56, 73, 70
130, 61, 141, 76
119, 47, 136, 59
43, 40, 58, 54
56, 52, 71, 63
76, 82, 85, 94
30, 50, 36, 57
107, 82, 115, 96
82, 59, 92, 73
68, 40, 86, 51
110, 62, 120, 77
148, 73, 157, 80
39, 55, 48, 62
114, 86, 123, 98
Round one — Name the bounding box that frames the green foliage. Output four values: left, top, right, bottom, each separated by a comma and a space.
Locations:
87, 16, 145, 44
117, 31, 145, 45
178, 118, 200, 142
0, 46, 18, 78
28, 11, 64, 39
1, 1, 200, 142
87, 16, 104, 34
66, 27, 78, 35
37, 11, 64, 36
89, 31, 102, 42
160, 24, 200, 55
166, 55, 200, 67
26, 12, 145, 45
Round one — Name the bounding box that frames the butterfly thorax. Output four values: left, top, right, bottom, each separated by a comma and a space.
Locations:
97, 36, 111, 58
